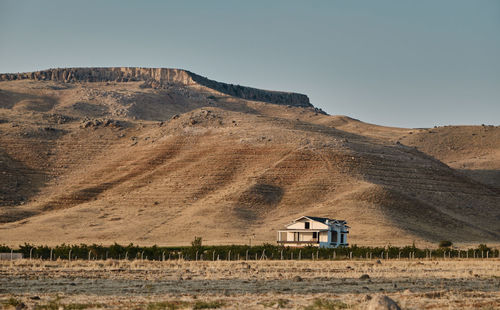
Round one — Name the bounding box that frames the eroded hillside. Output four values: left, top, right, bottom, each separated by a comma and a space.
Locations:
0, 68, 498, 247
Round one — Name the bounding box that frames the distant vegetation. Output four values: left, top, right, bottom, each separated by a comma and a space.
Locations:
439, 240, 453, 248
0, 243, 497, 260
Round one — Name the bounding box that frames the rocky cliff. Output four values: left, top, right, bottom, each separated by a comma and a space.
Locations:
0, 67, 312, 107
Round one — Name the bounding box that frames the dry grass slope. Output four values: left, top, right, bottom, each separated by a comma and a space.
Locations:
0, 68, 499, 247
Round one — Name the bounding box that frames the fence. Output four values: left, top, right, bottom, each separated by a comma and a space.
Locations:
0, 252, 23, 260
0, 243, 498, 261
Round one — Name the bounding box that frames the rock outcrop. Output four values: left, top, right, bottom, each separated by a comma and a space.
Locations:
188, 71, 311, 107
367, 295, 401, 310
0, 67, 312, 107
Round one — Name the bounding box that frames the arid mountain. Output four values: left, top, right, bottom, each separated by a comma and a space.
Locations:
0, 68, 498, 247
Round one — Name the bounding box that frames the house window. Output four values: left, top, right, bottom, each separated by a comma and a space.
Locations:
340, 234, 345, 244
305, 222, 310, 229
312, 232, 317, 239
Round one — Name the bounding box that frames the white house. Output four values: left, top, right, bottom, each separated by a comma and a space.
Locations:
277, 216, 349, 248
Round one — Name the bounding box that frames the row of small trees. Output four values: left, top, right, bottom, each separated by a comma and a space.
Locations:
0, 241, 497, 261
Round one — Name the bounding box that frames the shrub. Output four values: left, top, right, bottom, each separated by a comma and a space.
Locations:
304, 298, 348, 310
192, 300, 224, 309
146, 301, 187, 310
477, 244, 491, 252
439, 240, 452, 248
4, 297, 22, 307
191, 237, 203, 248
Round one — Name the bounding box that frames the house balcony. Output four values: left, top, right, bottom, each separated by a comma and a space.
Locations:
277, 239, 319, 244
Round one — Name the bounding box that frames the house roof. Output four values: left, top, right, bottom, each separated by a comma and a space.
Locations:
295, 216, 347, 225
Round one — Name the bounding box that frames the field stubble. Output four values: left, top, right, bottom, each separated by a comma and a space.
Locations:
0, 259, 499, 309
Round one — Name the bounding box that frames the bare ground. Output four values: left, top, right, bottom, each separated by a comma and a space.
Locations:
1, 259, 499, 309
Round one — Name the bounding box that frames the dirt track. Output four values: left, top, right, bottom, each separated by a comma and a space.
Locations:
1, 259, 499, 309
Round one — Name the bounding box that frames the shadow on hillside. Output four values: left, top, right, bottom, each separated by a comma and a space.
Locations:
0, 89, 57, 111
0, 150, 47, 223
458, 169, 500, 192
234, 183, 284, 221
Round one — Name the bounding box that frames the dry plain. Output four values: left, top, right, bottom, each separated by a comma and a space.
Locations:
1, 259, 499, 309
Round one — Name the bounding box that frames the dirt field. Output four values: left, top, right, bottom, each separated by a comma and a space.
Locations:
1, 259, 499, 309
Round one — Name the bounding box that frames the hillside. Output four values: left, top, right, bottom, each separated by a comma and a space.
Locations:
0, 68, 499, 247
315, 117, 500, 190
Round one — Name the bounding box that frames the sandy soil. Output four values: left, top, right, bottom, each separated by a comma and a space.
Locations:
1, 259, 499, 309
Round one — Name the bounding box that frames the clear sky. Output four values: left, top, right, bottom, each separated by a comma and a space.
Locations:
1, 0, 499, 128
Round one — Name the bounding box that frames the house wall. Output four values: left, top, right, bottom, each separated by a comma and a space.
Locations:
283, 231, 322, 242
319, 232, 328, 242
279, 231, 287, 242
286, 218, 328, 230
299, 232, 316, 242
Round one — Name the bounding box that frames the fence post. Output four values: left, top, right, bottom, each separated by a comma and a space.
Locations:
69, 249, 72, 262
398, 252, 401, 260
162, 252, 165, 261
280, 250, 283, 260
50, 248, 53, 261
213, 251, 215, 261
349, 252, 352, 260
10, 249, 13, 261
487, 251, 489, 259
228, 250, 231, 261
291, 252, 293, 260
88, 251, 91, 261
29, 248, 33, 261
246, 250, 249, 261
333, 251, 336, 260
196, 251, 198, 261
125, 251, 128, 260
299, 250, 301, 260
312, 253, 314, 261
